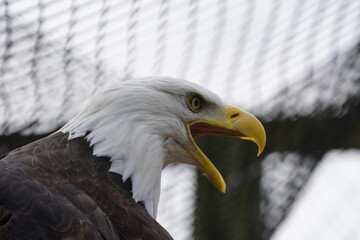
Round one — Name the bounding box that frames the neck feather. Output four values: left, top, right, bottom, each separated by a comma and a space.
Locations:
60, 107, 165, 218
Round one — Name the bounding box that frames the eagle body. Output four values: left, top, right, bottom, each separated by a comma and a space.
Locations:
0, 132, 172, 240
0, 78, 266, 240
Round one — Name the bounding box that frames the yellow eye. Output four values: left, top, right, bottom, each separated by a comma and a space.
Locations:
187, 94, 204, 113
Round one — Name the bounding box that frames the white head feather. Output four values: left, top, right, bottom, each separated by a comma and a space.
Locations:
60, 77, 225, 218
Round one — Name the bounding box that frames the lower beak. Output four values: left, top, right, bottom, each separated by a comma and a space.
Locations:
185, 105, 266, 193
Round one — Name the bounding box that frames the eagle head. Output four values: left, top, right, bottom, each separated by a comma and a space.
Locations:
61, 77, 266, 218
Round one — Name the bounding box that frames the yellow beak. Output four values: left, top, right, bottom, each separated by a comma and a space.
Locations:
185, 105, 266, 193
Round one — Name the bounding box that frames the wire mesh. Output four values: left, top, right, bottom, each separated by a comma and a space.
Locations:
0, 0, 359, 132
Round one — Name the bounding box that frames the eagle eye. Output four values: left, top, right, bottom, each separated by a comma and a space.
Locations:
187, 94, 204, 113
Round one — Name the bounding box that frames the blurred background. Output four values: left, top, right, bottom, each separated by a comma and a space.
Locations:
0, 0, 359, 239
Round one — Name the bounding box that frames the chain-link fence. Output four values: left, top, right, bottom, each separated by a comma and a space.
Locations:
0, 0, 359, 239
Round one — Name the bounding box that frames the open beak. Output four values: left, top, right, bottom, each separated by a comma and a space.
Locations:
185, 105, 266, 193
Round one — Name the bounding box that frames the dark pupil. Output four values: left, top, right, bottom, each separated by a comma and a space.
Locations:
193, 98, 200, 108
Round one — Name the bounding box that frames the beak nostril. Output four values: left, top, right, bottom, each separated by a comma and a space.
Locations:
230, 113, 240, 119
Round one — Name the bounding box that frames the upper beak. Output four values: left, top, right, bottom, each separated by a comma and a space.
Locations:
185, 105, 266, 193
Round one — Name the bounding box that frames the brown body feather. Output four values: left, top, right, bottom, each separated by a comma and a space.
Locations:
0, 132, 172, 240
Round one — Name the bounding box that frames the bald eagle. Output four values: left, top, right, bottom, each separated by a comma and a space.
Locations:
0, 77, 266, 240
